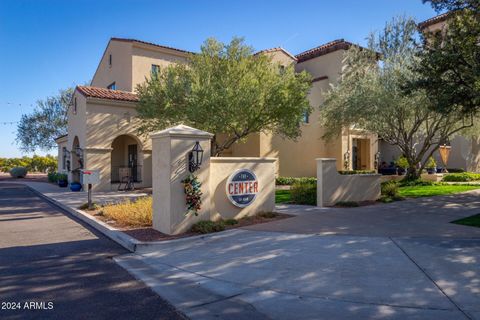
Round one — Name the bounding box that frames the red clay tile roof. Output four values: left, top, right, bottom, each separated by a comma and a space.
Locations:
254, 47, 298, 61
76, 86, 139, 102
295, 39, 354, 63
111, 37, 194, 55
418, 12, 453, 29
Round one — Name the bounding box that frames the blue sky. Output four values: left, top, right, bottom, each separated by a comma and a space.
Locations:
0, 0, 438, 158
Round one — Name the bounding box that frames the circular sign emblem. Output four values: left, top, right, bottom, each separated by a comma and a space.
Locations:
226, 169, 259, 207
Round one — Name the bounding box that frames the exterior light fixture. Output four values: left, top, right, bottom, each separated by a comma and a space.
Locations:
188, 141, 204, 173
65, 149, 72, 171
75, 146, 83, 158
439, 143, 452, 173
343, 150, 350, 170
374, 151, 381, 170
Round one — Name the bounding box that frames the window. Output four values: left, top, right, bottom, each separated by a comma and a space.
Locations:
302, 111, 309, 124
151, 64, 160, 78
279, 65, 285, 74
73, 97, 77, 114
109, 54, 112, 67
107, 82, 116, 90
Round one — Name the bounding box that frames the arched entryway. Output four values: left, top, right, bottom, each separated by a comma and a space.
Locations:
110, 135, 143, 185
71, 136, 83, 182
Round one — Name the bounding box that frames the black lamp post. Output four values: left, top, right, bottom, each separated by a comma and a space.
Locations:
188, 141, 204, 172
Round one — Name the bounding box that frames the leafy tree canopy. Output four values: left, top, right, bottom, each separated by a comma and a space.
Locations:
16, 88, 73, 152
423, 0, 479, 11
416, 0, 480, 115
0, 155, 57, 173
136, 37, 312, 156
320, 16, 474, 180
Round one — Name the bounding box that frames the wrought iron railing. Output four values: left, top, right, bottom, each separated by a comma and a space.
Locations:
111, 166, 142, 183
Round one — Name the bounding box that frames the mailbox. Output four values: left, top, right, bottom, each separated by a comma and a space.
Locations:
80, 169, 100, 185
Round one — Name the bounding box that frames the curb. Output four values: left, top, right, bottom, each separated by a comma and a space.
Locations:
27, 186, 142, 252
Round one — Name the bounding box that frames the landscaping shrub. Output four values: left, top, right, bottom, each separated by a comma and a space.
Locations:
9, 167, 28, 178
101, 196, 152, 227
442, 172, 480, 182
290, 181, 316, 205
425, 157, 437, 169
47, 172, 58, 182
223, 218, 238, 226
395, 156, 409, 170
335, 201, 359, 207
78, 202, 100, 211
258, 211, 278, 219
276, 176, 316, 186
191, 220, 225, 234
338, 170, 376, 175
400, 180, 435, 187
381, 180, 399, 197
47, 172, 67, 183
446, 168, 465, 173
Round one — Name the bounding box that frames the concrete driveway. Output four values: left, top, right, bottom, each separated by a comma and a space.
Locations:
117, 191, 480, 320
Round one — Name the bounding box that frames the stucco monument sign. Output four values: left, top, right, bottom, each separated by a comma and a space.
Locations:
226, 169, 259, 207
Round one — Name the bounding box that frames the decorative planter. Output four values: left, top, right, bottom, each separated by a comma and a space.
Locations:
58, 180, 68, 188
70, 182, 82, 192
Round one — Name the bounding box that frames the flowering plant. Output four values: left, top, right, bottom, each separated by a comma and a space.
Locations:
181, 173, 202, 216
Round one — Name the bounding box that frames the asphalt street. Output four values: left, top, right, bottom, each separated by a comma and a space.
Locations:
0, 183, 186, 320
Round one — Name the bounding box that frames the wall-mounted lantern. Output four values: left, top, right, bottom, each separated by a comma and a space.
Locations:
188, 141, 204, 173
439, 143, 452, 173
343, 150, 350, 170
374, 151, 381, 170
75, 147, 84, 169
64, 149, 72, 171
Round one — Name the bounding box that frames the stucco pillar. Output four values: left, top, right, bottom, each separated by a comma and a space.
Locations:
316, 158, 337, 207
150, 125, 214, 235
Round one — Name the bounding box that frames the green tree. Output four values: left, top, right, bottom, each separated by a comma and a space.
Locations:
16, 88, 73, 152
320, 16, 474, 180
416, 0, 480, 115
136, 37, 312, 156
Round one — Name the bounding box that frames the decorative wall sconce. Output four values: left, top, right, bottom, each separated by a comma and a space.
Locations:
439, 144, 452, 173
188, 141, 204, 173
374, 151, 381, 170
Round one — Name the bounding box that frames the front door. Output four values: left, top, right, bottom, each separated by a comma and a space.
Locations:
128, 144, 138, 181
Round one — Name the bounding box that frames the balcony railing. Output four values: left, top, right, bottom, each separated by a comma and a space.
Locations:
111, 166, 142, 183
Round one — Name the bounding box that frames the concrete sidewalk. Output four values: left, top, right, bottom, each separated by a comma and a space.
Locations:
3, 181, 149, 208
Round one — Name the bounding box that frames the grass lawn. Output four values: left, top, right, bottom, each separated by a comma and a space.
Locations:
452, 214, 480, 228
398, 185, 480, 198
275, 189, 291, 203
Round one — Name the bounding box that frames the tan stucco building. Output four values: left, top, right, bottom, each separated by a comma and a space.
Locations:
56, 37, 380, 191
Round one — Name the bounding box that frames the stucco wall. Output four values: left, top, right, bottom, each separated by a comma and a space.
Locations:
131, 44, 188, 91
210, 157, 276, 220
83, 99, 152, 191
91, 40, 133, 91
317, 158, 381, 207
